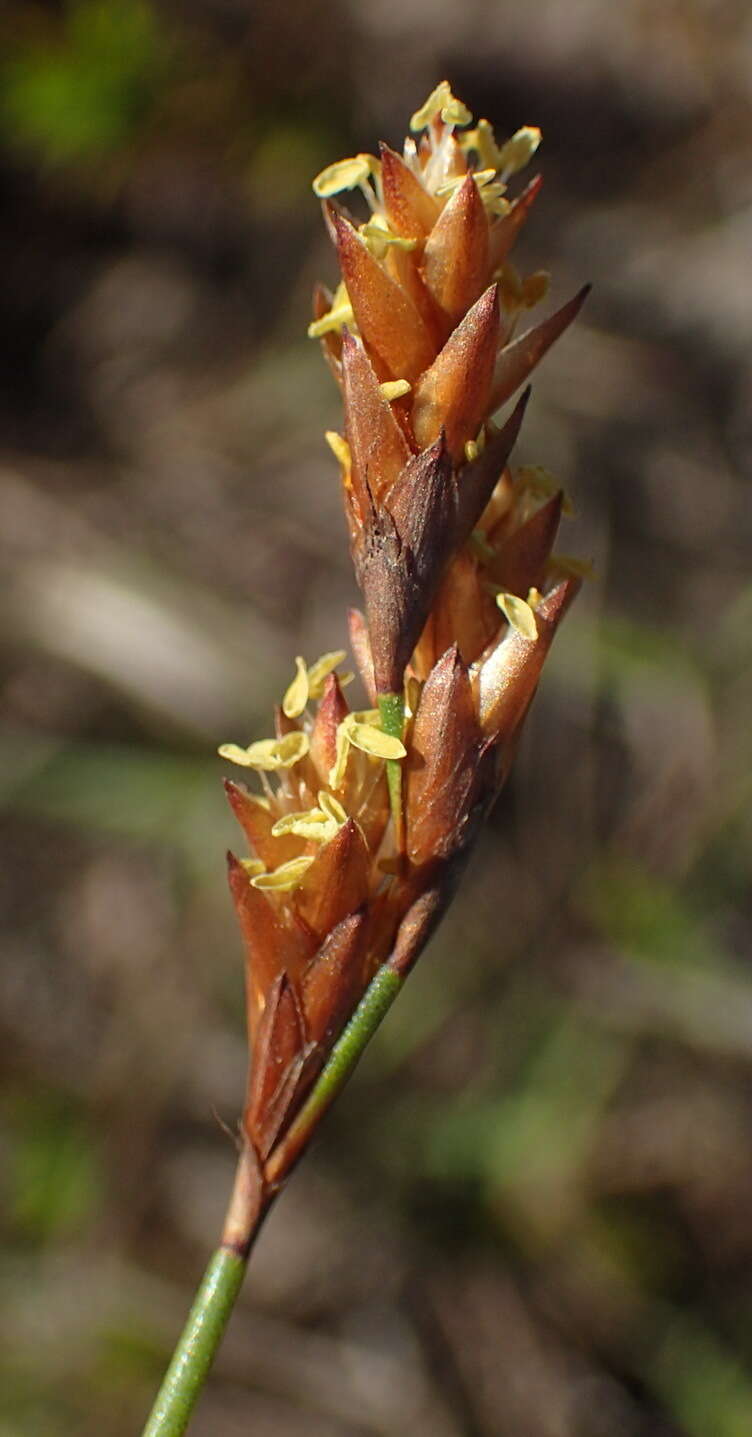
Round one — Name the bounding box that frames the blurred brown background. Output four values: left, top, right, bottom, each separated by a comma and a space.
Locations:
1, 2, 751, 1434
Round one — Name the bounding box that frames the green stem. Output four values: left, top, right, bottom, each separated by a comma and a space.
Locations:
141, 1247, 247, 1437
266, 962, 403, 1182
378, 690, 405, 850
140, 960, 404, 1435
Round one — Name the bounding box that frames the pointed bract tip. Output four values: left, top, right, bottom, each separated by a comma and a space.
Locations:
226, 849, 245, 884
567, 282, 592, 319
538, 574, 581, 622
321, 198, 341, 246
505, 382, 532, 433
478, 280, 500, 317
427, 427, 450, 463
433, 641, 464, 676
329, 203, 358, 250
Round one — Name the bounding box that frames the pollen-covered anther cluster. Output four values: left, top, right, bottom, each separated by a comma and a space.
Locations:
222, 82, 587, 1174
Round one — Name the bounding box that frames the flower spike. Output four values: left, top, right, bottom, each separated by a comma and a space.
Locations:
224, 83, 588, 1181
220, 78, 587, 1272
142, 86, 590, 1436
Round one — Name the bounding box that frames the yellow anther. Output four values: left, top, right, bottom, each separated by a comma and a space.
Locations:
360, 220, 417, 253
282, 655, 309, 719
499, 261, 524, 306
379, 379, 412, 402
521, 270, 550, 308
218, 731, 310, 771
325, 432, 351, 471
251, 855, 315, 891
410, 81, 471, 132
463, 423, 486, 464
312, 153, 376, 198
307, 649, 348, 699
333, 279, 351, 309
328, 709, 383, 788
270, 789, 348, 845
308, 301, 355, 339
480, 184, 509, 212
496, 591, 538, 641
218, 742, 259, 766
317, 790, 348, 824
461, 117, 505, 171
410, 81, 450, 131
548, 554, 595, 581
434, 166, 502, 199
472, 167, 499, 187
485, 193, 511, 218
329, 720, 351, 790
308, 282, 354, 339
359, 224, 386, 258
239, 858, 266, 878
386, 234, 418, 251
271, 808, 320, 835
434, 173, 468, 199
403, 673, 421, 721
527, 587, 543, 609
347, 721, 406, 761
271, 732, 310, 767
516, 464, 573, 516
441, 95, 472, 127
517, 464, 557, 494
496, 126, 541, 179
271, 807, 339, 843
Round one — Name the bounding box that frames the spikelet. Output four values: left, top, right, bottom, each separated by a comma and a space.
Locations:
224, 84, 587, 1179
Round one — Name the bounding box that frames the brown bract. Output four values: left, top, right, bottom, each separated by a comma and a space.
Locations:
491, 284, 591, 409
331, 206, 436, 382
406, 645, 485, 869
380, 142, 441, 239
487, 490, 563, 595
353, 435, 455, 693
341, 330, 411, 507
412, 284, 500, 458
422, 173, 490, 327
476, 577, 581, 747
309, 673, 349, 777
227, 854, 313, 1043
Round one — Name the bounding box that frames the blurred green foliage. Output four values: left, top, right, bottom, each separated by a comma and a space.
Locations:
2, 732, 220, 864
6, 1092, 102, 1243
582, 860, 717, 970
2, 1, 166, 165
